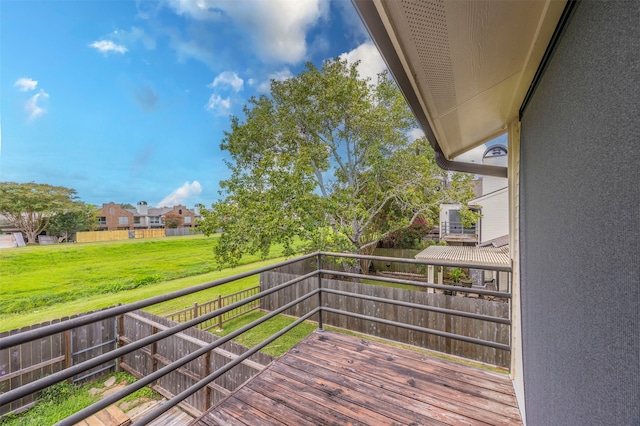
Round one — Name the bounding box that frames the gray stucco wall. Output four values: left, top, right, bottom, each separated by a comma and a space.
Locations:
520, 1, 639, 424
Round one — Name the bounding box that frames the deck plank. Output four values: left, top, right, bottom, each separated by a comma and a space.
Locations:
297, 335, 521, 415
192, 331, 522, 426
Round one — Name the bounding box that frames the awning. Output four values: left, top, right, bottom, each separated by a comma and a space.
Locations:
415, 245, 510, 269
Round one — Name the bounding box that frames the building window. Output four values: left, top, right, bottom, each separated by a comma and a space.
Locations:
184, 216, 191, 224
98, 217, 106, 225
134, 217, 141, 225
178, 209, 183, 214
118, 216, 129, 225
150, 216, 160, 224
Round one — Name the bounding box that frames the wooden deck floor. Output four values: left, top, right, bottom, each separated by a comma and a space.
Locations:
191, 331, 522, 425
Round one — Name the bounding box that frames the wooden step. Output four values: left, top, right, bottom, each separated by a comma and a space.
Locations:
74, 404, 131, 426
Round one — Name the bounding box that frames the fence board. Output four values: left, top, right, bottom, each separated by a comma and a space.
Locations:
0, 309, 117, 417
120, 310, 273, 414
260, 271, 510, 368
76, 230, 129, 243
165, 287, 260, 331
134, 229, 165, 239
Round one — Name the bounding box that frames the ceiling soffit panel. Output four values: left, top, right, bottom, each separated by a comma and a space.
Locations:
371, 0, 566, 159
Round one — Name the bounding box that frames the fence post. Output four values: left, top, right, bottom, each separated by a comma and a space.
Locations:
202, 351, 212, 411
217, 295, 223, 331
64, 329, 72, 383
150, 326, 158, 386
117, 314, 124, 372
193, 302, 199, 322
317, 253, 323, 331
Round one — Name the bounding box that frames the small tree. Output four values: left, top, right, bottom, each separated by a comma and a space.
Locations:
0, 182, 79, 244
163, 212, 182, 228
47, 203, 97, 242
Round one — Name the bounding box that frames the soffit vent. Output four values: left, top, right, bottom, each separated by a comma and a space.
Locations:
401, 0, 456, 115
359, 0, 566, 160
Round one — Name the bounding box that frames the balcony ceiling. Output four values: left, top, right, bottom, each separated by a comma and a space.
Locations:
354, 0, 567, 159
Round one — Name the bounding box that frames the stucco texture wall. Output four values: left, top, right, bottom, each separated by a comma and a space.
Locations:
520, 1, 639, 424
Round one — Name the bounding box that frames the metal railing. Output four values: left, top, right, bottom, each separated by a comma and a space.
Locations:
0, 252, 511, 425
441, 220, 477, 235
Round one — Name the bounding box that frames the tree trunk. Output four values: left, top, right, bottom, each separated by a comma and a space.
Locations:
26, 232, 38, 244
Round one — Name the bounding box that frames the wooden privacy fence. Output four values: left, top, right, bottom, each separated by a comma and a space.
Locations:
0, 309, 117, 416
164, 287, 260, 331
0, 308, 273, 419
372, 248, 426, 274
119, 310, 273, 417
133, 229, 165, 239
76, 230, 130, 243
76, 228, 197, 243
260, 272, 511, 368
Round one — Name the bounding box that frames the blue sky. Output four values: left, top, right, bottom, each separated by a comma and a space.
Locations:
1, 0, 501, 209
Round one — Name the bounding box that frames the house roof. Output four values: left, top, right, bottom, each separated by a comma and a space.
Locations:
470, 186, 508, 204
353, 0, 567, 159
124, 207, 181, 217
478, 234, 510, 248
415, 244, 510, 269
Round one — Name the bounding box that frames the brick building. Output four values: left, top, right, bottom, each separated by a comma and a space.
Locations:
96, 201, 198, 231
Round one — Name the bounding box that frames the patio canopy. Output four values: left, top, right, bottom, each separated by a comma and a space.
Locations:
415, 244, 510, 269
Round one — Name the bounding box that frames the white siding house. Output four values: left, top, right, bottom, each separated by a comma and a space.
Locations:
439, 145, 508, 244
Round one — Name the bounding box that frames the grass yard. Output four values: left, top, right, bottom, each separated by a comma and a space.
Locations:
0, 234, 295, 331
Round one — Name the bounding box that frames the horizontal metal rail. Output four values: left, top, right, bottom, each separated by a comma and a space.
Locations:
321, 288, 511, 325
319, 269, 510, 298
320, 251, 512, 272
72, 338, 117, 357
56, 290, 321, 426
321, 307, 511, 352
0, 252, 319, 349
72, 363, 116, 384
133, 308, 321, 426
2, 251, 513, 424
0, 270, 318, 407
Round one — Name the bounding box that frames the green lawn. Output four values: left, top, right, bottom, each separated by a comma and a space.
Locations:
0, 234, 294, 331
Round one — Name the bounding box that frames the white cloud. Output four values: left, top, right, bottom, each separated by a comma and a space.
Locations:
90, 40, 128, 54
112, 27, 156, 50
255, 67, 293, 93
339, 42, 387, 84
157, 181, 203, 207
209, 71, 244, 92
205, 94, 231, 113
170, 36, 216, 68
166, 0, 327, 64
25, 89, 49, 120
14, 78, 38, 92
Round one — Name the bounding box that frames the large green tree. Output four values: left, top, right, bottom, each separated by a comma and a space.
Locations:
200, 59, 474, 266
0, 182, 79, 244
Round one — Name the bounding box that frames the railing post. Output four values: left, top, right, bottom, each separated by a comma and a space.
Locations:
193, 302, 199, 321
317, 253, 323, 331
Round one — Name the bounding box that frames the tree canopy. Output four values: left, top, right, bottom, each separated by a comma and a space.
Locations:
46, 203, 96, 242
200, 59, 476, 266
0, 182, 80, 243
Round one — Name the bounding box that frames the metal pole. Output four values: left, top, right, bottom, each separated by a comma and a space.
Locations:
317, 253, 323, 331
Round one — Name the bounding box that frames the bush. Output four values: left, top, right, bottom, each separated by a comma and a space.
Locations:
380, 216, 432, 249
